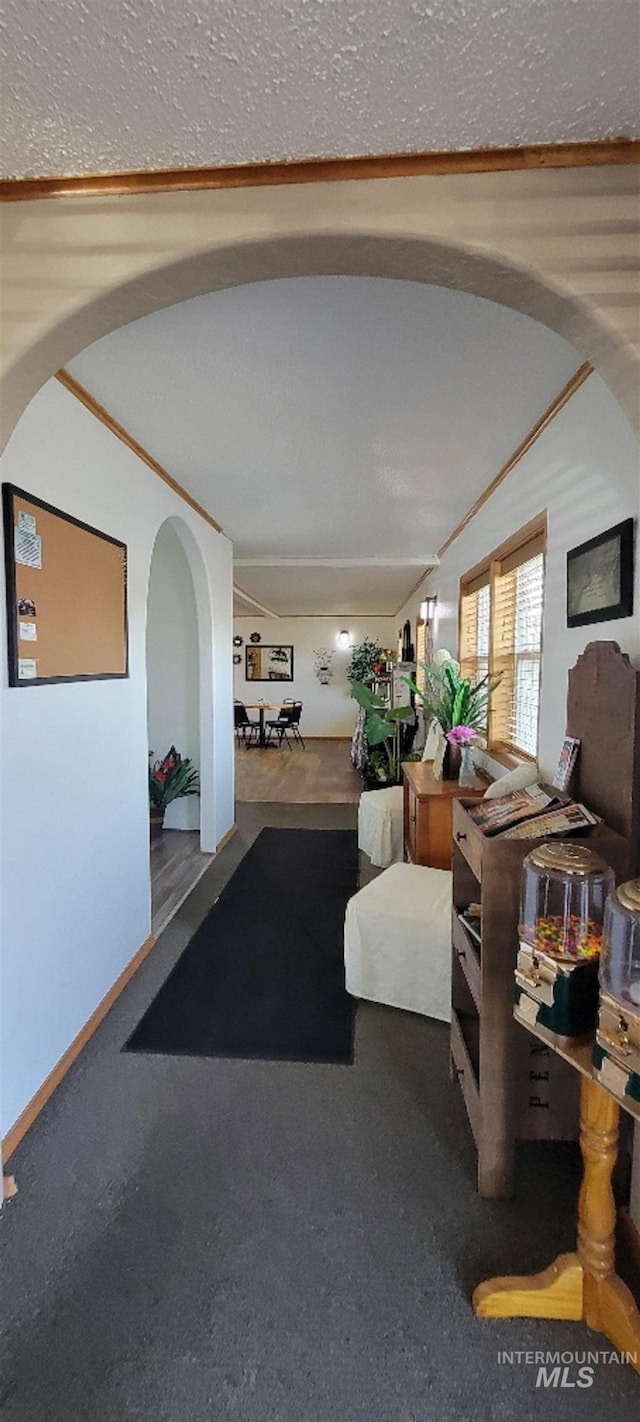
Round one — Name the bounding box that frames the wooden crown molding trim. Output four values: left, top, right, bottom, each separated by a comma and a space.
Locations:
56, 370, 224, 534
2, 139, 638, 202
2, 933, 156, 1163
437, 362, 594, 559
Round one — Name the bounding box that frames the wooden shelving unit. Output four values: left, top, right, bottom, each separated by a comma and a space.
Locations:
450, 796, 629, 1197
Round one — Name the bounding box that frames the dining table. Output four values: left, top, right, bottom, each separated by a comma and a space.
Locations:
244, 702, 288, 748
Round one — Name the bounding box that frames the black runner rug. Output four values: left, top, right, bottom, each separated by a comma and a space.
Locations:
125, 827, 357, 1063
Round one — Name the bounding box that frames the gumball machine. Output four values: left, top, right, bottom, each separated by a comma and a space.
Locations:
514, 842, 614, 1040
593, 880, 640, 1103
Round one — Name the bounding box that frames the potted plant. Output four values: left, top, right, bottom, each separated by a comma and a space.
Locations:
346, 637, 385, 687
148, 746, 200, 837
402, 654, 501, 779
350, 681, 414, 786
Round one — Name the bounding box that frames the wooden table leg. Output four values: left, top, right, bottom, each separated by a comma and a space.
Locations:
472, 1076, 640, 1372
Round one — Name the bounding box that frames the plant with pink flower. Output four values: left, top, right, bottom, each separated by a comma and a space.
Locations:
446, 725, 476, 747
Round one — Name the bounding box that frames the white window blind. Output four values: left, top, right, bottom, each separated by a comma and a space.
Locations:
415, 619, 428, 695
460, 582, 490, 689
491, 551, 544, 757
459, 520, 546, 759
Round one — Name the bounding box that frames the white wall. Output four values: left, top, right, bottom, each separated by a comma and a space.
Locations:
233, 617, 397, 736
147, 523, 200, 831
396, 372, 640, 781
0, 381, 234, 1138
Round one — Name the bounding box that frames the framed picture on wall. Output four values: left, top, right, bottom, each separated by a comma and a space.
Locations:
566, 517, 634, 627
245, 644, 294, 682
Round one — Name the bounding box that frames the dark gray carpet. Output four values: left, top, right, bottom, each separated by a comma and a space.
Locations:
0, 802, 638, 1421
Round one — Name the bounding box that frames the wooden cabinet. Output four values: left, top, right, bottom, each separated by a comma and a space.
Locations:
450, 796, 629, 1198
402, 761, 485, 870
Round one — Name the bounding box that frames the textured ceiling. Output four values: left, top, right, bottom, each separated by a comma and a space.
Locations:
2, 0, 639, 179
67, 276, 582, 613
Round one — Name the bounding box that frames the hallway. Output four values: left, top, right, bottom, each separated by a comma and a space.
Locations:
1, 803, 638, 1420
235, 737, 362, 803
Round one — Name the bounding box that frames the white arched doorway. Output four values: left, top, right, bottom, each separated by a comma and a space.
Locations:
2, 177, 638, 449
146, 514, 217, 930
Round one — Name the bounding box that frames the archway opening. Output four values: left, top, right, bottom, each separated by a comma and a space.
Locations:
146, 518, 211, 933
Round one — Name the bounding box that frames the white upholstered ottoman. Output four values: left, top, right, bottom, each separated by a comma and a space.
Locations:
357, 786, 404, 868
344, 861, 452, 1022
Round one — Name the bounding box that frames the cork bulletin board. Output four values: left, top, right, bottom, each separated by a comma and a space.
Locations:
2, 484, 128, 686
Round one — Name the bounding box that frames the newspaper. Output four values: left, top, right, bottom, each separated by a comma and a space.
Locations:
466, 784, 557, 836
497, 802, 600, 840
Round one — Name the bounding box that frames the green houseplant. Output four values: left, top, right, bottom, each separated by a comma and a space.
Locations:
148, 746, 200, 837
402, 654, 501, 779
346, 637, 385, 687
350, 681, 414, 786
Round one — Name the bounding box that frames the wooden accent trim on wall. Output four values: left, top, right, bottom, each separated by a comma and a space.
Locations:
2, 933, 156, 1162
55, 370, 224, 535
438, 364, 593, 558
1, 139, 638, 203
215, 824, 237, 854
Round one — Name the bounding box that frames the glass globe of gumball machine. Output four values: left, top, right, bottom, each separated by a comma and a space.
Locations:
514, 843, 614, 1041
594, 880, 640, 1103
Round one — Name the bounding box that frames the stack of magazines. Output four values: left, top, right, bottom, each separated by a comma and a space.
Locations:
466, 784, 600, 840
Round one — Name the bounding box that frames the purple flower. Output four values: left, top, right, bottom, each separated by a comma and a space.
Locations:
446, 725, 476, 746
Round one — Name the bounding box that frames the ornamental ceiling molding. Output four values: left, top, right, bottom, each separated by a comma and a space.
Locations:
1, 139, 638, 202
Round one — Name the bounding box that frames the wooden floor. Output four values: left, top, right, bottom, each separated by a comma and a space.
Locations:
235, 737, 362, 803
150, 829, 214, 936
150, 741, 361, 932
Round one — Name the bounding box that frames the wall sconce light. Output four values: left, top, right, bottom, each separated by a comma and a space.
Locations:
337, 630, 351, 649
420, 596, 438, 622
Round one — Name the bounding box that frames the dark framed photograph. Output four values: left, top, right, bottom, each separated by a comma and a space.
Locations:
245, 644, 294, 682
566, 517, 634, 627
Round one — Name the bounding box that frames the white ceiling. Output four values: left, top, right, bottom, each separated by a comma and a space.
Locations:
67, 276, 582, 614
2, 0, 639, 178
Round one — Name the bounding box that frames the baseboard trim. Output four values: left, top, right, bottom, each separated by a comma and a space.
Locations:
215, 823, 237, 854
2, 932, 156, 1163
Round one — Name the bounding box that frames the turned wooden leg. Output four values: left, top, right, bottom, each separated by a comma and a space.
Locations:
473, 1073, 640, 1369
578, 1076, 640, 1361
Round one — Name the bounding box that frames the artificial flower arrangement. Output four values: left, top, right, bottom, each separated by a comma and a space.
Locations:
402, 650, 501, 778
148, 746, 200, 809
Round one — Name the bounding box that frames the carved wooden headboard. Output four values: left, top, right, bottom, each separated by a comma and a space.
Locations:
566, 640, 640, 875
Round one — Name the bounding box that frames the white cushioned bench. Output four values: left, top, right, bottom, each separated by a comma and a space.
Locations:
357, 785, 404, 868
344, 861, 452, 1022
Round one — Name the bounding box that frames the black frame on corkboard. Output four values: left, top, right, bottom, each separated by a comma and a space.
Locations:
566, 517, 634, 628
3, 483, 129, 687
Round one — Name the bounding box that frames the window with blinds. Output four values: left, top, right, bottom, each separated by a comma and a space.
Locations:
415, 618, 428, 695
459, 518, 546, 760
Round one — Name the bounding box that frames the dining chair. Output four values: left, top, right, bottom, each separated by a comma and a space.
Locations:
234, 701, 259, 746
265, 704, 296, 749
287, 701, 306, 749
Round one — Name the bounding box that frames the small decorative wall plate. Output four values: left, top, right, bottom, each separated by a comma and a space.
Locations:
250, 632, 261, 643
233, 654, 241, 665
233, 635, 243, 647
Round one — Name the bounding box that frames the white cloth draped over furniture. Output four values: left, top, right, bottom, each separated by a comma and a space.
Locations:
344, 862, 453, 1022
357, 786, 404, 868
